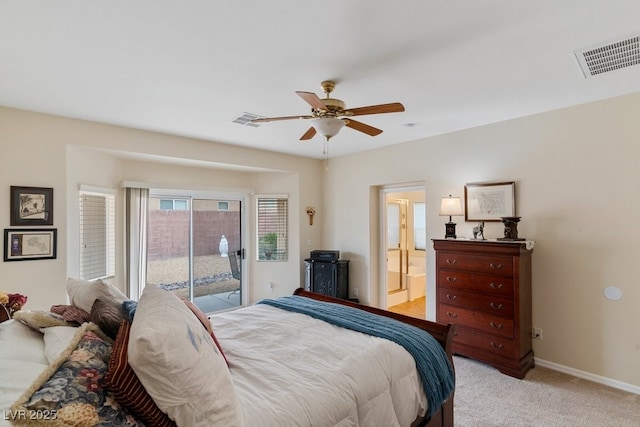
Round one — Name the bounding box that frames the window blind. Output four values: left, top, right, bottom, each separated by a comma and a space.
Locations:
79, 192, 115, 279
256, 196, 288, 261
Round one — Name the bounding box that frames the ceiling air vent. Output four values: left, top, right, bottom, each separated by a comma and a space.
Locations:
231, 112, 263, 127
575, 34, 640, 78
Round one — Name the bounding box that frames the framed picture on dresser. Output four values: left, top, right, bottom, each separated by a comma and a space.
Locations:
464, 181, 515, 221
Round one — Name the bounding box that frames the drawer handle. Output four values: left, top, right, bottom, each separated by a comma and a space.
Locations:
490, 302, 504, 310
446, 312, 458, 319
490, 342, 504, 350
489, 282, 504, 289
446, 259, 457, 265
446, 294, 457, 301
490, 263, 503, 270
490, 322, 503, 330
446, 276, 457, 283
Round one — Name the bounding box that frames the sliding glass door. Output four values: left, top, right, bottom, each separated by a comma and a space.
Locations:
146, 194, 243, 313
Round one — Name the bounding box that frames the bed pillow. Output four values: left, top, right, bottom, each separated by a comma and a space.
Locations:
66, 277, 128, 313
13, 310, 73, 330
128, 286, 243, 427
105, 320, 176, 427
90, 298, 125, 340
180, 297, 228, 365
11, 322, 142, 426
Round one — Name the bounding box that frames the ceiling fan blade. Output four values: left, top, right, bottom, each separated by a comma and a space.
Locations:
299, 127, 317, 140
251, 115, 313, 123
296, 91, 327, 110
345, 119, 383, 136
345, 102, 405, 116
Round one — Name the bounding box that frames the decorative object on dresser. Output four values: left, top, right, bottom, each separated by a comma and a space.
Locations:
433, 238, 534, 378
304, 250, 349, 299
472, 221, 485, 240
498, 216, 524, 241
464, 181, 515, 221
439, 195, 464, 239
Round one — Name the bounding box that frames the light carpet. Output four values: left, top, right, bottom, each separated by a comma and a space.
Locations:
453, 356, 640, 426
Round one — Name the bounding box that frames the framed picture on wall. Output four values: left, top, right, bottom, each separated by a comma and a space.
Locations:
4, 228, 57, 261
10, 186, 54, 226
464, 181, 515, 221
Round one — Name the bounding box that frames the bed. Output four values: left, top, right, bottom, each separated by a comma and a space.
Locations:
0, 281, 454, 427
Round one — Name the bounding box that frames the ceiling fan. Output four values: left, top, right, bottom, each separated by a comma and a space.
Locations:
251, 80, 405, 141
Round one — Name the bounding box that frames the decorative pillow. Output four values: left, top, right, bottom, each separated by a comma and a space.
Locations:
122, 300, 138, 322
13, 310, 72, 330
66, 277, 128, 313
50, 304, 91, 324
11, 322, 142, 427
42, 326, 79, 364
90, 298, 125, 340
128, 286, 243, 427
181, 297, 228, 365
105, 321, 176, 427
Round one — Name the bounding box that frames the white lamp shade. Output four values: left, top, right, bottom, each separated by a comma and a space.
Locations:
439, 196, 463, 216
312, 117, 346, 138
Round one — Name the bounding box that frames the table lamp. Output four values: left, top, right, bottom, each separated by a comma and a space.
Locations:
439, 195, 463, 239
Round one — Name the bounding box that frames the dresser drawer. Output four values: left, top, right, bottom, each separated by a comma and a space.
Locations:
437, 288, 514, 317
437, 270, 514, 297
438, 304, 514, 339
438, 252, 513, 276
453, 326, 517, 357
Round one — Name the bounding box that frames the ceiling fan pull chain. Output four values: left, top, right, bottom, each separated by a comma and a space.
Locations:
325, 141, 330, 170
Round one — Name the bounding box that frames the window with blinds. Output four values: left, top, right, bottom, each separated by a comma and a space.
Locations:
414, 202, 426, 250
256, 196, 288, 261
79, 190, 116, 280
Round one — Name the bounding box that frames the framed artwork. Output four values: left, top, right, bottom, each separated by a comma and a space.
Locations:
464, 182, 515, 221
4, 229, 57, 261
10, 186, 53, 226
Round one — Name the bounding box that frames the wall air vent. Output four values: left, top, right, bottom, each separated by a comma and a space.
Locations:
231, 112, 263, 127
575, 34, 640, 78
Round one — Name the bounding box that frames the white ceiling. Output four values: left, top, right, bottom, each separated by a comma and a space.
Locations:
1, 1, 640, 159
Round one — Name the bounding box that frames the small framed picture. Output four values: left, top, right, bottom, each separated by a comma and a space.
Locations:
464, 182, 515, 221
10, 186, 54, 226
4, 228, 57, 261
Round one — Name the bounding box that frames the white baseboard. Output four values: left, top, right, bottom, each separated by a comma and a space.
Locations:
535, 357, 640, 395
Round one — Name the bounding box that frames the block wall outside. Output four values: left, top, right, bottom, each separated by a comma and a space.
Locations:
147, 210, 241, 261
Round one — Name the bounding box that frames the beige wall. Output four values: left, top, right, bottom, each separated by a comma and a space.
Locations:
322, 92, 640, 389
1, 107, 324, 312
2, 92, 639, 391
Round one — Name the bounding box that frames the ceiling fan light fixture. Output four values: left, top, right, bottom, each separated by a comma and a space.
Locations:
312, 117, 345, 140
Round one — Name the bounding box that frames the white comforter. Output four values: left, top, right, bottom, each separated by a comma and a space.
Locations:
0, 321, 50, 427
211, 304, 427, 427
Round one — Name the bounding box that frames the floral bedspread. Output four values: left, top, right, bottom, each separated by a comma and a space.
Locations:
16, 329, 142, 426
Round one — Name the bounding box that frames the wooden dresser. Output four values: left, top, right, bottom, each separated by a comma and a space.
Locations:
433, 239, 534, 378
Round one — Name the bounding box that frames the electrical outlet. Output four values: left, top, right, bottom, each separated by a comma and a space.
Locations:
533, 327, 543, 340
353, 287, 359, 297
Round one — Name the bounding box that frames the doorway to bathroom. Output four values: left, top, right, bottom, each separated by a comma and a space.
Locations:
381, 185, 426, 319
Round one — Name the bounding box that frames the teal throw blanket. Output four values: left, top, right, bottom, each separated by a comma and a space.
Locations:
257, 296, 455, 419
